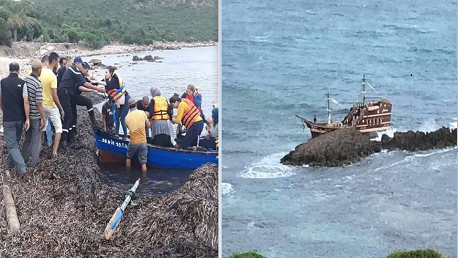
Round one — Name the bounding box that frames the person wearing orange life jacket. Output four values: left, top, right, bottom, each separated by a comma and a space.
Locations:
146, 86, 173, 147
169, 95, 203, 149
103, 66, 130, 138
181, 84, 207, 124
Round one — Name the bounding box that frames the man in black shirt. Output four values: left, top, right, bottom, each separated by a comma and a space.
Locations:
58, 56, 104, 146
57, 57, 67, 87
68, 62, 100, 142
136, 96, 150, 112
0, 62, 30, 176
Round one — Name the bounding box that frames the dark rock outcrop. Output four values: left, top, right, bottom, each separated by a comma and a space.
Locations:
132, 55, 142, 61
88, 59, 106, 68
281, 128, 374, 167
81, 92, 105, 104
143, 55, 154, 61
379, 127, 457, 151
282, 127, 457, 167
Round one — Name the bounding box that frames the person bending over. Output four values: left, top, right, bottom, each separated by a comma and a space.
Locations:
125, 98, 150, 172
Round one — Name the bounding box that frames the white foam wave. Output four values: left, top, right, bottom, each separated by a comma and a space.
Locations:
373, 118, 456, 141
414, 147, 455, 158
418, 117, 441, 132
373, 155, 415, 172
373, 127, 397, 141
221, 182, 234, 196
239, 153, 296, 179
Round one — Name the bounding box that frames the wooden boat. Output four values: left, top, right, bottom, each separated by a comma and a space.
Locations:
93, 128, 218, 169
297, 75, 392, 138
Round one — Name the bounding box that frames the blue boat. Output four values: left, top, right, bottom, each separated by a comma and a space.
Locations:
93, 128, 218, 169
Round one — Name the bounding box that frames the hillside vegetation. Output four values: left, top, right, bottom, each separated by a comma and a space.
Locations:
0, 0, 217, 48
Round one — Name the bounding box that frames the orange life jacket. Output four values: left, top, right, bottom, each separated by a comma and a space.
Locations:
182, 98, 201, 129
106, 72, 125, 101
152, 96, 169, 120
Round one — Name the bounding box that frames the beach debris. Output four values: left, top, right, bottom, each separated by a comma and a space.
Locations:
3, 185, 20, 233
105, 178, 140, 240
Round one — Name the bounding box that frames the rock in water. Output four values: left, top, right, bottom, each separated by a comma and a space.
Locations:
88, 59, 102, 65
132, 55, 142, 61
143, 55, 154, 61
380, 127, 457, 151
281, 128, 374, 167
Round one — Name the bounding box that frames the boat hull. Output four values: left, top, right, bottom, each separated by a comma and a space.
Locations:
93, 128, 218, 169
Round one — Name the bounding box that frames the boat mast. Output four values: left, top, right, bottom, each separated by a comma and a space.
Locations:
326, 92, 331, 124
361, 74, 366, 105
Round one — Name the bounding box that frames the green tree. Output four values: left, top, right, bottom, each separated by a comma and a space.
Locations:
0, 6, 9, 20
4, 1, 30, 42
0, 17, 12, 46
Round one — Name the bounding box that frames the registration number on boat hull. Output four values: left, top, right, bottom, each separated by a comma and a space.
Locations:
100, 137, 128, 149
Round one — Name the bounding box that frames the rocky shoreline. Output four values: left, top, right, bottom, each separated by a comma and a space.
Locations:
0, 41, 217, 78
281, 127, 457, 167
0, 108, 218, 257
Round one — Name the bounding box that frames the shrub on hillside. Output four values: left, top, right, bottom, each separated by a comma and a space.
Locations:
387, 249, 448, 258
227, 252, 268, 258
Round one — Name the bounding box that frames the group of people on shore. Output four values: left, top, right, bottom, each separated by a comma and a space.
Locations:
0, 54, 218, 175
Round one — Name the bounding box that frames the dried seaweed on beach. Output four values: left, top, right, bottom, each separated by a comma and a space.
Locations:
0, 108, 218, 257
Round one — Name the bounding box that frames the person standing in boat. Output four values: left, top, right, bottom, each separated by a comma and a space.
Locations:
169, 95, 203, 149
147, 86, 172, 147
181, 84, 206, 123
167, 93, 180, 147
102, 101, 115, 133
199, 106, 218, 150
125, 98, 150, 172
102, 66, 130, 138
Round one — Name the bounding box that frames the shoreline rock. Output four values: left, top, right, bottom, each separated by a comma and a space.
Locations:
378, 127, 457, 151
282, 127, 457, 167
281, 128, 374, 167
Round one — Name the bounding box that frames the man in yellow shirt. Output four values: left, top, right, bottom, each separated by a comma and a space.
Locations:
169, 95, 203, 149
125, 98, 151, 172
40, 52, 65, 155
